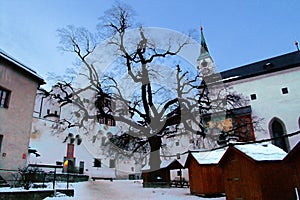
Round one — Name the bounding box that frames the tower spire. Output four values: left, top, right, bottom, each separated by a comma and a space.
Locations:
197, 26, 212, 62
197, 26, 215, 76
200, 26, 209, 54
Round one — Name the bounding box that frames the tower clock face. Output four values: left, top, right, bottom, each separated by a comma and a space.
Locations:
201, 60, 208, 67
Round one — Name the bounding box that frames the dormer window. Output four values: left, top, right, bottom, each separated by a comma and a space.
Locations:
263, 62, 274, 69
281, 87, 288, 94
250, 94, 257, 100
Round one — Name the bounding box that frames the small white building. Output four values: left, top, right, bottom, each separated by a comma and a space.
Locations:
33, 87, 61, 120
30, 89, 144, 179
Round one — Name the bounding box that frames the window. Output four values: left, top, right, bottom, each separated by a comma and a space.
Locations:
97, 115, 105, 124
235, 115, 255, 142
107, 118, 113, 126
109, 159, 115, 168
101, 136, 106, 146
0, 86, 11, 108
250, 94, 257, 100
281, 87, 288, 94
93, 158, 101, 167
97, 114, 116, 126
269, 117, 290, 152
0, 135, 3, 152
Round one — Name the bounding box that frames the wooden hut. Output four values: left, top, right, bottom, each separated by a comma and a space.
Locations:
184, 149, 226, 197
142, 159, 183, 188
218, 143, 295, 200
284, 142, 300, 195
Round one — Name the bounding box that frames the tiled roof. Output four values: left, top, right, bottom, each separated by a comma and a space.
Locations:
0, 48, 45, 85
220, 51, 300, 82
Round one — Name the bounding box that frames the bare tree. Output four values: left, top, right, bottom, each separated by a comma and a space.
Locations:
49, 2, 258, 177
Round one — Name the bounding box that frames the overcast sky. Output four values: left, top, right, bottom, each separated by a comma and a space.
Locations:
1, 0, 300, 87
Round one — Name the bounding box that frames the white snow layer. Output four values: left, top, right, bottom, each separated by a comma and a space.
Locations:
191, 148, 227, 164
43, 180, 226, 200
234, 143, 287, 161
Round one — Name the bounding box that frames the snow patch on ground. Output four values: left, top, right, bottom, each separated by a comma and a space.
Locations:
44, 180, 226, 200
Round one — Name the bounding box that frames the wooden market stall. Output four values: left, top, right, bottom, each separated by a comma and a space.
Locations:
284, 141, 300, 195
184, 148, 226, 197
218, 143, 295, 200
142, 159, 183, 188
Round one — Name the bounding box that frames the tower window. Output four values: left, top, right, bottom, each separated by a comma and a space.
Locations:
281, 87, 288, 94
250, 94, 257, 100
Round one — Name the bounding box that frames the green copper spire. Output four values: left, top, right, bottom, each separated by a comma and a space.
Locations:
200, 26, 209, 53
197, 26, 211, 61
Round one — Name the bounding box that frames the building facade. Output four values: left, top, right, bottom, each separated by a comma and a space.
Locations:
198, 27, 300, 152
30, 88, 144, 179
220, 51, 300, 151
197, 28, 255, 147
0, 49, 44, 183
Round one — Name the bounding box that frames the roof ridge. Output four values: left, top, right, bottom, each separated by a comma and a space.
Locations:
0, 48, 45, 84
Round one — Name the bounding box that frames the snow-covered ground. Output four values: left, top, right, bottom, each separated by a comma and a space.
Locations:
44, 180, 226, 200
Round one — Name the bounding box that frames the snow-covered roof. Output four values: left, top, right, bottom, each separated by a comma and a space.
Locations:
0, 48, 45, 84
190, 148, 227, 165
177, 154, 188, 166
220, 51, 300, 82
141, 159, 182, 171
234, 143, 287, 161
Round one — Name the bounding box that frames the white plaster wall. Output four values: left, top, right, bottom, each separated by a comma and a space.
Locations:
226, 66, 300, 149
33, 89, 61, 119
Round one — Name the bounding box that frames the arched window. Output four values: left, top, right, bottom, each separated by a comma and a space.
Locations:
269, 117, 290, 152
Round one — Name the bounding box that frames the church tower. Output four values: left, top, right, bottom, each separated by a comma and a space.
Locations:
197, 27, 216, 77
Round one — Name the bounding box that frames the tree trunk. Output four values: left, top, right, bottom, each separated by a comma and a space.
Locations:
148, 135, 162, 172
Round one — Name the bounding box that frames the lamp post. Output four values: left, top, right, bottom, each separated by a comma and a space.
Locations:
63, 133, 82, 173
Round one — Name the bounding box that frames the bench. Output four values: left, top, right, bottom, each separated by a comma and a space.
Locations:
170, 180, 189, 188
91, 177, 113, 182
